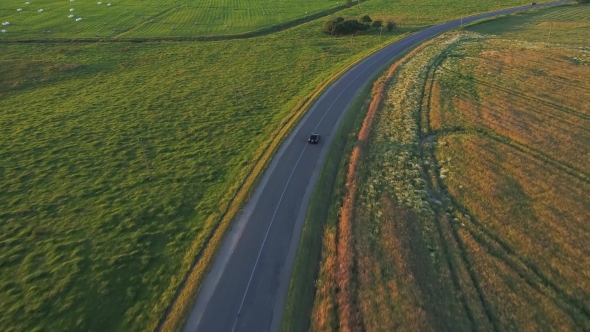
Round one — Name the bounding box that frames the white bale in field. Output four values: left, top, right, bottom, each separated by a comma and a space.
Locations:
25, 2, 30, 4
107, 3, 112, 6
70, 8, 74, 11
1, 29, 6, 33
2, 22, 9, 26
38, 8, 43, 12
17, 8, 23, 11
68, 14, 74, 18
98, 1, 102, 4
76, 17, 82, 21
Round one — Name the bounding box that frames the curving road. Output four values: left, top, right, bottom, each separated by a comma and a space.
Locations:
183, 1, 568, 331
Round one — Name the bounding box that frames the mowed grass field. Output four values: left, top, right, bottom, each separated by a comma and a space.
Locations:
0, 0, 561, 331
0, 0, 552, 39
0, 0, 340, 38
310, 4, 589, 331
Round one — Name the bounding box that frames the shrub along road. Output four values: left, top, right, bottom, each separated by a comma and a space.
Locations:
182, 1, 569, 331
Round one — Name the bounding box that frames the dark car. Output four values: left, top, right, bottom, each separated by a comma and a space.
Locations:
308, 134, 320, 144
531, 2, 536, 4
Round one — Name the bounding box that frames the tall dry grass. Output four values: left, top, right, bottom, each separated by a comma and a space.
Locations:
430, 33, 590, 330
311, 225, 338, 331
312, 37, 445, 330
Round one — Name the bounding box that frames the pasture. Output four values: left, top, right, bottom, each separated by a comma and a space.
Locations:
0, 0, 564, 331
309, 3, 590, 331
0, 0, 552, 39
0, 0, 340, 38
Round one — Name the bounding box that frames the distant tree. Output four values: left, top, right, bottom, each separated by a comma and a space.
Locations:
361, 15, 372, 23
372, 20, 383, 28
323, 16, 345, 34
323, 17, 370, 35
575, 0, 589, 3
386, 20, 397, 32
346, 0, 352, 7
324, 19, 336, 35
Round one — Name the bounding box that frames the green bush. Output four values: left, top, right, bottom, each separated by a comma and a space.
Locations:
323, 17, 370, 35
361, 15, 372, 23
372, 20, 383, 28
386, 20, 397, 31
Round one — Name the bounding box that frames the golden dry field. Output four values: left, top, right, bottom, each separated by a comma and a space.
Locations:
310, 4, 590, 331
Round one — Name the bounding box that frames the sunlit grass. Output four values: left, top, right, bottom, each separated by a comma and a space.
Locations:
0, 0, 553, 39
0, 25, 400, 332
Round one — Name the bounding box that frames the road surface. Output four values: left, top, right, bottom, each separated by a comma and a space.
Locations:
183, 1, 568, 331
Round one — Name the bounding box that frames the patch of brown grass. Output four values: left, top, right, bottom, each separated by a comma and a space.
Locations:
457, 226, 580, 330
335, 145, 361, 331
422, 32, 590, 330
311, 225, 338, 331
439, 133, 590, 330
439, 45, 590, 173
429, 82, 444, 131
378, 197, 429, 330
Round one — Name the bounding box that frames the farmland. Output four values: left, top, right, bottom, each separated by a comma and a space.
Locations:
0, 0, 340, 38
309, 4, 590, 331
1, 0, 552, 39
0, 0, 563, 331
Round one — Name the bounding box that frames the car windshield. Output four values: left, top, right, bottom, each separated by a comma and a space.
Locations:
310, 134, 318, 139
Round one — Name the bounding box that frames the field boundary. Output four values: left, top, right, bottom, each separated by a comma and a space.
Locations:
157, 35, 401, 332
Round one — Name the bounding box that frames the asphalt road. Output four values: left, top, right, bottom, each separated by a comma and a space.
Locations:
183, 1, 567, 331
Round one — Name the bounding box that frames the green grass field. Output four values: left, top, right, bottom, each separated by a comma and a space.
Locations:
0, 0, 341, 38
0, 0, 563, 331
0, 13, 409, 332
307, 3, 589, 331
1, 0, 552, 39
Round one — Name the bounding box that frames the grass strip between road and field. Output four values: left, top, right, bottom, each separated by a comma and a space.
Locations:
158, 35, 406, 332
280, 37, 442, 332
